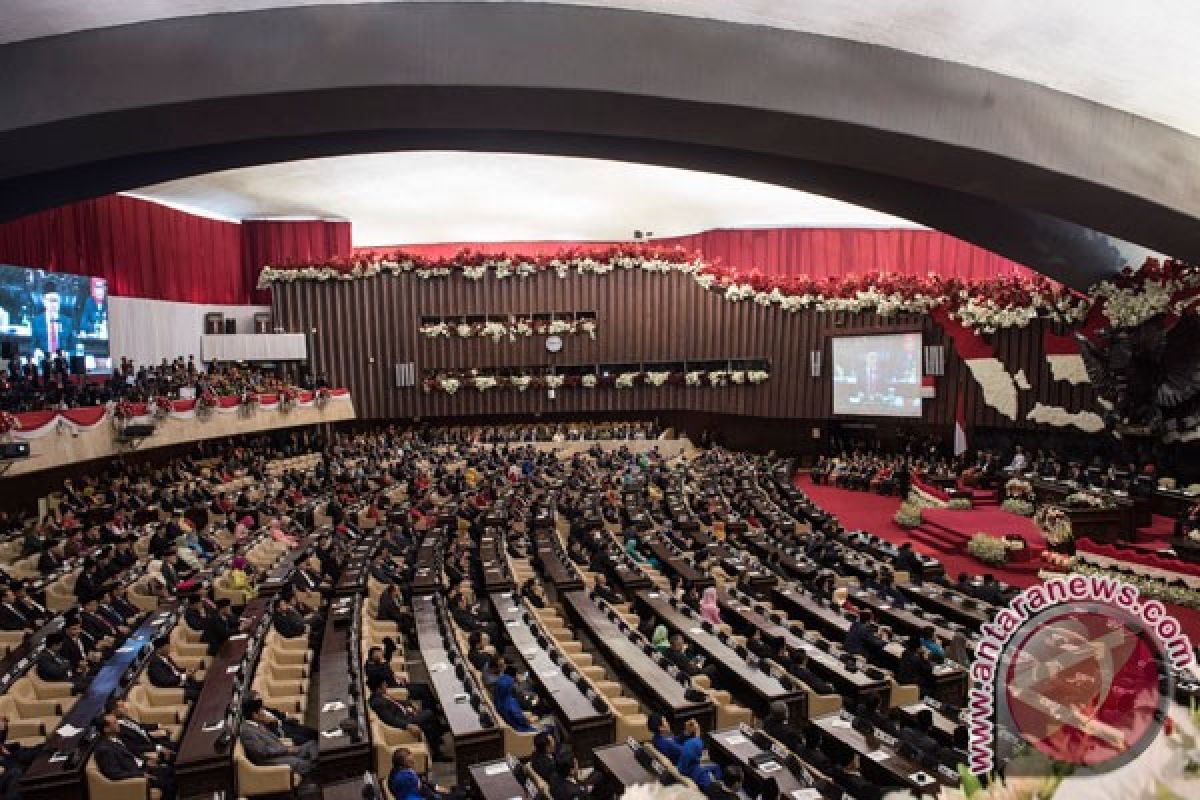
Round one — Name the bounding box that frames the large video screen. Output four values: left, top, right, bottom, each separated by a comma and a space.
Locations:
831, 332, 922, 417
0, 265, 111, 373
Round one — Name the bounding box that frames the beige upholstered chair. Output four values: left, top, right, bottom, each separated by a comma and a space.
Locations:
86, 758, 160, 800
234, 740, 299, 797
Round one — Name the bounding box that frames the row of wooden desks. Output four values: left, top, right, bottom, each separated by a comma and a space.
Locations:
717, 591, 889, 705
559, 590, 714, 728
315, 594, 371, 785
257, 533, 316, 596
532, 529, 585, 591
412, 595, 503, 785
478, 533, 514, 593
900, 584, 991, 631
633, 590, 805, 719
706, 727, 831, 800
410, 532, 444, 596
643, 537, 714, 590
488, 591, 613, 762
813, 713, 957, 795
20, 602, 183, 800
175, 597, 273, 800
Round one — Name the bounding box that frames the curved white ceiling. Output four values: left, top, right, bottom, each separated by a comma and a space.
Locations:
5, 1, 1199, 137
125, 152, 921, 245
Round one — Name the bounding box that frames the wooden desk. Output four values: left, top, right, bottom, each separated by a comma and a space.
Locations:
488, 592, 613, 762
592, 744, 660, 798
895, 702, 960, 747
334, 536, 380, 597
412, 596, 503, 785
410, 534, 444, 596
174, 598, 272, 800
257, 534, 315, 597
559, 591, 714, 729
532, 530, 584, 591
644, 538, 713, 590
634, 591, 804, 719
469, 760, 534, 800
718, 591, 888, 706
315, 595, 371, 785
901, 585, 990, 632
813, 714, 955, 795
19, 604, 182, 800
706, 727, 830, 800
479, 534, 514, 593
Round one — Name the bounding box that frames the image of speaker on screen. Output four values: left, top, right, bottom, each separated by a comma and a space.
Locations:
831, 332, 922, 417
29, 279, 76, 361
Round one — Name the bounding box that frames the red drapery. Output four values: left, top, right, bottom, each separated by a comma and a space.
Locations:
356, 228, 1036, 281
0, 195, 352, 305
241, 219, 352, 303
0, 195, 246, 303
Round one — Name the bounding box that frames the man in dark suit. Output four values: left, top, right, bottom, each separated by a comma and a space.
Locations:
30, 281, 75, 361
377, 584, 410, 629
0, 587, 32, 631
239, 698, 318, 778
94, 712, 175, 800
367, 677, 444, 760
203, 598, 238, 655
36, 632, 84, 692
106, 696, 174, 756
62, 616, 103, 668
703, 764, 743, 800
147, 636, 201, 701
182, 595, 209, 634
272, 597, 308, 640
844, 611, 887, 662
664, 634, 718, 680
80, 597, 123, 642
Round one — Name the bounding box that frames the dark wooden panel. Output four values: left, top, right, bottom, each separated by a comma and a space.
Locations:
274, 271, 1098, 428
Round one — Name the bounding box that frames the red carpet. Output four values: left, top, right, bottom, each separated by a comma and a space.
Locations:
794, 474, 1200, 640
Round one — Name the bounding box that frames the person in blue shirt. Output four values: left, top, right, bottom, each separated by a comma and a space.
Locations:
494, 668, 538, 732
920, 626, 946, 662
675, 718, 722, 790
648, 713, 685, 760
387, 748, 428, 800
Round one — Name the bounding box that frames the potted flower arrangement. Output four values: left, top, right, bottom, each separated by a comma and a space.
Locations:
198, 388, 220, 417
419, 321, 450, 338
578, 319, 598, 340
1063, 491, 1116, 510
0, 411, 21, 440
948, 496, 974, 511
239, 391, 259, 416
644, 371, 670, 387
278, 387, 298, 412
151, 395, 173, 420
439, 377, 461, 395
893, 501, 923, 529
707, 370, 729, 387
454, 322, 474, 338
1002, 478, 1035, 516
1035, 505, 1074, 552
472, 375, 498, 392
314, 387, 332, 409
615, 372, 639, 389
967, 533, 1009, 565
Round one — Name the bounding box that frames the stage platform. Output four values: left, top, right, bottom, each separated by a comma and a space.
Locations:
911, 506, 1047, 571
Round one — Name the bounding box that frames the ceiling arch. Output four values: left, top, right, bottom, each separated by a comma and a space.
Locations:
0, 1, 1193, 287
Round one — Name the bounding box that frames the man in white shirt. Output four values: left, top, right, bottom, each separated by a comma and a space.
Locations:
1007, 446, 1028, 474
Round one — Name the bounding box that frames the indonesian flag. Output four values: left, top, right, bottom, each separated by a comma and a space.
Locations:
954, 391, 969, 457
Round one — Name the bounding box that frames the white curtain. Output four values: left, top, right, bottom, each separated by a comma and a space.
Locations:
109, 297, 271, 366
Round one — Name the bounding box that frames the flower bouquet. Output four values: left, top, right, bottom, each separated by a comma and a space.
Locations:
615, 372, 639, 389
893, 501, 923, 529
419, 321, 450, 338
1035, 505, 1074, 551
278, 387, 298, 412
968, 533, 1009, 565
314, 387, 332, 409
644, 371, 670, 387
151, 395, 173, 420
1063, 491, 1116, 510
510, 375, 533, 392
747, 370, 769, 384
472, 375, 498, 392
544, 374, 565, 390
0, 411, 21, 439
580, 374, 598, 389
1002, 478, 1035, 516
685, 371, 704, 386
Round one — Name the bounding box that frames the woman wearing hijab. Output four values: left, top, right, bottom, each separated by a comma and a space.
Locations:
699, 587, 722, 626
228, 556, 257, 600
651, 625, 671, 652
675, 718, 722, 789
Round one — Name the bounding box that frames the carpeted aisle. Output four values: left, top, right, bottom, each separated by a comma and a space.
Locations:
794, 474, 1200, 640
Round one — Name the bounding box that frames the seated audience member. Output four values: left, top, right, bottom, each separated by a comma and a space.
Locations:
466, 631, 494, 672
648, 713, 685, 760
762, 702, 803, 752
62, 614, 105, 667
893, 542, 923, 581
521, 578, 548, 609
830, 586, 859, 615
239, 698, 318, 779
919, 626, 946, 662
797, 725, 833, 774
675, 718, 722, 790
80, 596, 122, 644
378, 583, 410, 629
704, 764, 744, 800
897, 635, 936, 696
36, 632, 84, 692
531, 731, 558, 783
550, 755, 587, 800
182, 595, 209, 633
844, 611, 887, 662
147, 636, 202, 702
492, 667, 549, 734
900, 708, 940, 757
367, 676, 445, 760
745, 628, 774, 661
203, 598, 239, 654
857, 694, 897, 736
778, 647, 835, 695
0, 587, 33, 631
591, 573, 622, 605
106, 696, 174, 757
249, 689, 317, 746
450, 593, 499, 642
227, 556, 257, 599
94, 711, 176, 800
699, 586, 722, 625
272, 597, 309, 640
664, 633, 718, 680
388, 747, 453, 800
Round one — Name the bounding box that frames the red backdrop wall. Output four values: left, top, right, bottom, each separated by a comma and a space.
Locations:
0, 195, 352, 305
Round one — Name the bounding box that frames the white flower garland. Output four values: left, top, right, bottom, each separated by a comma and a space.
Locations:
644, 371, 670, 387
580, 374, 598, 389
421, 317, 597, 341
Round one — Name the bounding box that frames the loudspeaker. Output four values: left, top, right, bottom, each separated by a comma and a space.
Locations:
224, 319, 237, 334
0, 441, 30, 459
0, 341, 14, 359
70, 355, 87, 375
120, 424, 156, 438
810, 350, 822, 377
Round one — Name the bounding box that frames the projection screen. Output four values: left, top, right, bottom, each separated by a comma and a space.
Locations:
831, 332, 923, 417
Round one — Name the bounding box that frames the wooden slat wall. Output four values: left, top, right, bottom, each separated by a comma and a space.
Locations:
272, 270, 1097, 426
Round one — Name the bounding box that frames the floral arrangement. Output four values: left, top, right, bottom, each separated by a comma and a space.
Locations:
419, 321, 450, 338
1039, 562, 1200, 610
111, 400, 136, 421
948, 497, 974, 511
510, 375, 532, 392
1001, 497, 1035, 516
685, 371, 704, 386
615, 372, 639, 389
472, 375, 498, 392
314, 387, 332, 409
644, 371, 670, 387
1035, 506, 1074, 547
968, 533, 1009, 565
544, 374, 565, 390
747, 370, 770, 384
151, 395, 173, 420
260, 243, 1169, 334
580, 374, 598, 389
278, 387, 298, 411
893, 501, 924, 529
1001, 478, 1035, 516
422, 316, 599, 342
707, 370, 729, 387
0, 411, 21, 437
1063, 491, 1116, 510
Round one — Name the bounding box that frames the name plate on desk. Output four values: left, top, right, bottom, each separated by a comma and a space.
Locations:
867, 749, 891, 762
